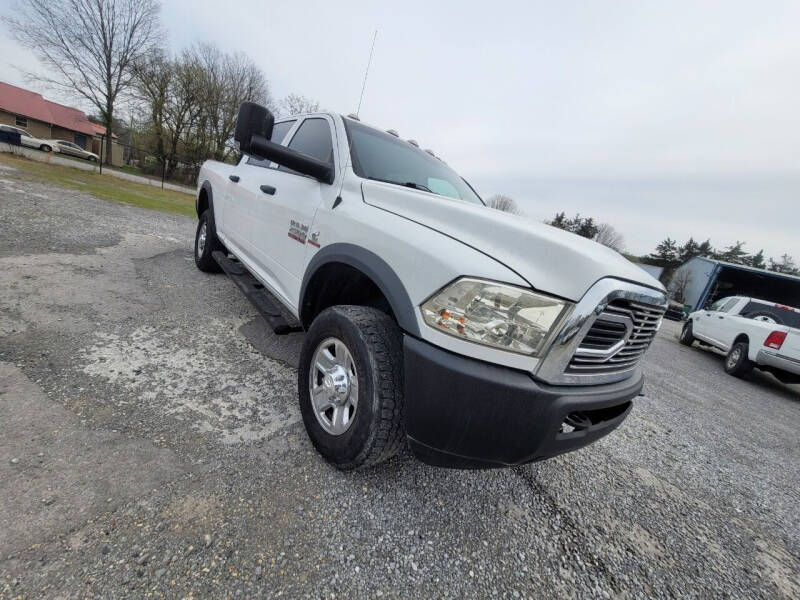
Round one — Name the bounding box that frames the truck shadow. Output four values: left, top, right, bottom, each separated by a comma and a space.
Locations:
689, 344, 800, 401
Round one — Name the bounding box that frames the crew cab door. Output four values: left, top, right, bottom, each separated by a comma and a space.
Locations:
715, 298, 747, 349
234, 116, 338, 307
693, 297, 735, 347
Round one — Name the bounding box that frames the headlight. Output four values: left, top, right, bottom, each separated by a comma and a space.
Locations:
421, 278, 571, 356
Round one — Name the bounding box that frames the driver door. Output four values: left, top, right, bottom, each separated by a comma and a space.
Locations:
695, 297, 735, 346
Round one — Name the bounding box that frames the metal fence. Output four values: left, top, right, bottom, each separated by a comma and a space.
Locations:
104, 139, 206, 189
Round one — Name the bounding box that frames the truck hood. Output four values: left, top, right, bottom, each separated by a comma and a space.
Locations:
362, 180, 664, 302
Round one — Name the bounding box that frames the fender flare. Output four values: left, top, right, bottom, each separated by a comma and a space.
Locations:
300, 243, 420, 336
197, 180, 214, 218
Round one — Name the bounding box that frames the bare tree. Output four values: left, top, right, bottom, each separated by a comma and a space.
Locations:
191, 44, 271, 161
5, 0, 161, 165
131, 48, 207, 178
668, 269, 692, 303
594, 223, 625, 252
486, 194, 523, 215
131, 48, 170, 169
280, 93, 320, 117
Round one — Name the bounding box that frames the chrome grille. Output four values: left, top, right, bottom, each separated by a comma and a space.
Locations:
566, 300, 664, 375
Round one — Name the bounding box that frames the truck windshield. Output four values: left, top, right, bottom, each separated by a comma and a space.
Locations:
343, 118, 484, 205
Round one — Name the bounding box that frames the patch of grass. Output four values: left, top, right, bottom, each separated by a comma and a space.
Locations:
0, 152, 195, 217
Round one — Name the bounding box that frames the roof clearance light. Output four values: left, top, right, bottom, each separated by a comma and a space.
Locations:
764, 331, 787, 350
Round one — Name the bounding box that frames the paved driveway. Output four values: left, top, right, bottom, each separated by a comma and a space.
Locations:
1, 163, 798, 599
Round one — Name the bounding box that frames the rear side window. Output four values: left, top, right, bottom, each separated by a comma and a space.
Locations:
247, 120, 296, 168
740, 302, 800, 328
280, 118, 333, 171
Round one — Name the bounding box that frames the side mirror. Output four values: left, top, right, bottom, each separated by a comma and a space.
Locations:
234, 102, 334, 185
234, 102, 274, 155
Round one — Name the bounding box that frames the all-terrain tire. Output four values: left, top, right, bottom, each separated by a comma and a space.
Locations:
194, 209, 223, 273
679, 322, 696, 346
724, 341, 754, 377
298, 306, 405, 470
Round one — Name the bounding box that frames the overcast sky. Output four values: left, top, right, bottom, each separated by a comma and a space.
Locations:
1, 0, 798, 259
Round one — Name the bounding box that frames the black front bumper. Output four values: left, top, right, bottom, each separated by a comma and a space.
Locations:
404, 336, 642, 469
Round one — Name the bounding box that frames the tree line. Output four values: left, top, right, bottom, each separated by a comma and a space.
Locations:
488, 201, 798, 279
641, 237, 798, 275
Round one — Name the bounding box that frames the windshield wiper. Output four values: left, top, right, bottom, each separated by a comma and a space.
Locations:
367, 176, 432, 194
402, 181, 432, 193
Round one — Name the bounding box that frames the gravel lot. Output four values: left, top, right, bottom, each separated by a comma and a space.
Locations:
1, 161, 798, 599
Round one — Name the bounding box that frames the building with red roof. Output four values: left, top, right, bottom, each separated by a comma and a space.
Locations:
0, 81, 120, 162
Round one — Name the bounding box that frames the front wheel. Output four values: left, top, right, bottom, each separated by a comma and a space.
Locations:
679, 322, 696, 346
194, 209, 223, 272
724, 341, 753, 377
298, 306, 405, 470
88, 156, 98, 162
40, 144, 52, 152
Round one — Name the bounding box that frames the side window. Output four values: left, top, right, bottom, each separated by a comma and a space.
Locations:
720, 298, 739, 313
247, 120, 296, 168
279, 118, 333, 174
708, 298, 728, 312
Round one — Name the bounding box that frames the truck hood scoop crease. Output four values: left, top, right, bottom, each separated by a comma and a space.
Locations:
361, 180, 663, 302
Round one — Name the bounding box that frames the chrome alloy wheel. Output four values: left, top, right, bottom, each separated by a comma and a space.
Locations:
197, 222, 207, 257
727, 347, 742, 369
309, 337, 358, 436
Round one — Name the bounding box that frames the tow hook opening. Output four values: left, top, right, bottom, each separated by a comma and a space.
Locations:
558, 402, 631, 436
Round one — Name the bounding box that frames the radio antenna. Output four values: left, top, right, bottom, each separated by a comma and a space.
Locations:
356, 30, 377, 117
334, 30, 377, 207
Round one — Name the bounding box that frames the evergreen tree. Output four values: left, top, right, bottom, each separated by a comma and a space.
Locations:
647, 238, 680, 268
718, 241, 748, 265
769, 254, 799, 275
678, 237, 701, 262
747, 249, 766, 270
697, 239, 714, 257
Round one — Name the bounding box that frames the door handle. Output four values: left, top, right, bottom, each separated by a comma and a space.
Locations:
229, 174, 240, 182
260, 184, 276, 195
718, 316, 724, 319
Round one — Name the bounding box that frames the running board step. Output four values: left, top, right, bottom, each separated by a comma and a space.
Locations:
212, 251, 303, 335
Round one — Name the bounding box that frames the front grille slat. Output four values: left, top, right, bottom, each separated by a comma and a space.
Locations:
566, 298, 665, 375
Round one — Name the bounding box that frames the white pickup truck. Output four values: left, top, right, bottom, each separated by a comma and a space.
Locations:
680, 296, 800, 383
194, 101, 667, 469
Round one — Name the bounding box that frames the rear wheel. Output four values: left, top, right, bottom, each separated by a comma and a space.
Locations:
194, 209, 223, 272
298, 306, 405, 470
40, 144, 52, 152
679, 322, 696, 346
724, 341, 753, 377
